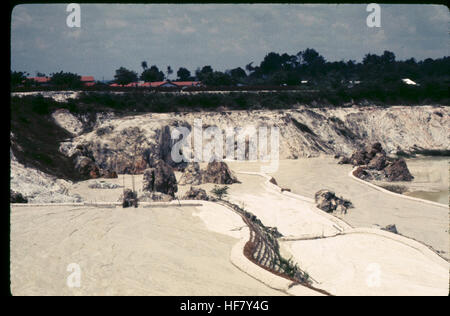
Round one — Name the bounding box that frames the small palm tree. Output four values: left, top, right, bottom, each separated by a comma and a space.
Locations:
167, 65, 173, 80
211, 185, 229, 200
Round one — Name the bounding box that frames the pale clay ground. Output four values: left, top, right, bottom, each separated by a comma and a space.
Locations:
10, 204, 284, 296
10, 158, 449, 296
262, 158, 449, 259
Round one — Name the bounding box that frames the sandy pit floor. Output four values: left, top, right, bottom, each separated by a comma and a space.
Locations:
281, 233, 448, 296
400, 157, 449, 205
174, 160, 449, 295
261, 158, 449, 259
223, 173, 345, 238
10, 204, 284, 296
11, 158, 449, 296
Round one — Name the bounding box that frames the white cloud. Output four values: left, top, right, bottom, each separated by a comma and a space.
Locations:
10, 3, 449, 79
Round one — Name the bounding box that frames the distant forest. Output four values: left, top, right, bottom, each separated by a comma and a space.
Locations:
11, 48, 450, 89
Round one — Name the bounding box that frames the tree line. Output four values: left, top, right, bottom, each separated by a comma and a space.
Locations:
11, 48, 450, 89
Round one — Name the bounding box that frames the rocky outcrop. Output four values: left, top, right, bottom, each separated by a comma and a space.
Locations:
315, 189, 353, 214
384, 159, 414, 181
353, 166, 373, 180
122, 189, 138, 208
138, 192, 173, 202
70, 145, 118, 179
59, 118, 189, 177
178, 162, 202, 185
57, 106, 449, 178
269, 177, 278, 185
202, 161, 239, 184
341, 143, 414, 182
142, 160, 178, 197
100, 169, 118, 179
178, 161, 239, 185
51, 109, 84, 136
381, 224, 399, 234
182, 187, 209, 201
10, 152, 83, 203
367, 153, 386, 171
88, 181, 121, 189
339, 142, 386, 166
74, 156, 101, 179
10, 190, 28, 203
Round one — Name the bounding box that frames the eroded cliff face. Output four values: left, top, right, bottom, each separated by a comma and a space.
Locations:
10, 150, 83, 203
54, 106, 449, 176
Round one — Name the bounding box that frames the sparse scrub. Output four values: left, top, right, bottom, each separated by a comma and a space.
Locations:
379, 184, 408, 194
221, 199, 314, 287
211, 185, 229, 200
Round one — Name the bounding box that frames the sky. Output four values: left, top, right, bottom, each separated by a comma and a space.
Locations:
11, 3, 449, 81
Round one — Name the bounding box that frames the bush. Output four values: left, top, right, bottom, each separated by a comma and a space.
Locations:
211, 185, 229, 200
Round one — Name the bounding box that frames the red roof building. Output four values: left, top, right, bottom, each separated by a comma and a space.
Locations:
172, 81, 201, 87
108, 80, 202, 88
147, 81, 167, 87
81, 76, 95, 86
26, 75, 95, 86
81, 76, 94, 82
28, 77, 51, 83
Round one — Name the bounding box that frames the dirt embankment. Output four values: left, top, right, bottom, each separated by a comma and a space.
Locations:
55, 105, 449, 176
10, 92, 449, 200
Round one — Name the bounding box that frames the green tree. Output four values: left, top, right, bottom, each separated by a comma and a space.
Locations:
300, 48, 326, 67
50, 71, 82, 88
228, 67, 247, 81
114, 67, 138, 85
11, 71, 28, 88
381, 51, 396, 64
195, 65, 214, 81
202, 71, 233, 86
177, 67, 191, 81
211, 185, 229, 200
140, 65, 165, 82
245, 62, 255, 73
260, 52, 283, 75
166, 65, 173, 79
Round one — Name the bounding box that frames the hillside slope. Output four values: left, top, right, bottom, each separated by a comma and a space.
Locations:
10, 93, 449, 185
57, 106, 449, 176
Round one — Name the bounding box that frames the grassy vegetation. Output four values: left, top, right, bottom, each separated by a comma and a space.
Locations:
10, 86, 448, 181
214, 195, 312, 286
12, 81, 449, 119
211, 185, 229, 200
10, 95, 88, 181
72, 81, 449, 111
379, 184, 408, 194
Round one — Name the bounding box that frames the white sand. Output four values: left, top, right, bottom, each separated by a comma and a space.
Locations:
264, 158, 449, 259
217, 160, 448, 295
10, 205, 284, 296
11, 158, 449, 296
224, 173, 345, 238
283, 234, 448, 296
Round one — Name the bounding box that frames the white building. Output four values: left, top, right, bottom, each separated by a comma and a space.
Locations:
401, 78, 418, 85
